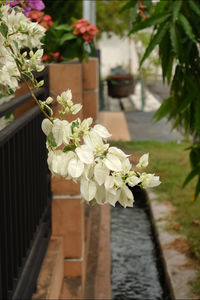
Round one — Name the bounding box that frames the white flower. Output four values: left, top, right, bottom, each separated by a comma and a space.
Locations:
105, 189, 121, 207
92, 124, 111, 139
121, 158, 132, 173
118, 186, 134, 208
141, 173, 161, 188
103, 153, 122, 172
108, 147, 129, 160
105, 175, 115, 190
47, 150, 64, 176
82, 163, 94, 181
83, 131, 104, 150
71, 104, 82, 115
136, 153, 149, 169
52, 119, 71, 146
114, 176, 125, 188
41, 118, 53, 136
68, 156, 84, 178
75, 145, 94, 164
126, 175, 141, 187
80, 117, 93, 132
95, 185, 105, 205
80, 178, 97, 201
94, 161, 109, 186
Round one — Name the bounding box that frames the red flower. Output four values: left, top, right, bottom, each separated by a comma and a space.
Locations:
29, 10, 53, 30
29, 10, 43, 22
42, 54, 50, 62
71, 19, 98, 43
43, 14, 52, 22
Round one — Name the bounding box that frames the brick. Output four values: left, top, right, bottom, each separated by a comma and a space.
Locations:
52, 197, 84, 258
82, 90, 98, 121
51, 177, 80, 196
49, 63, 83, 121
64, 260, 83, 278
82, 58, 99, 90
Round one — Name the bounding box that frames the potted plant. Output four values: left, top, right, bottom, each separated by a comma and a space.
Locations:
106, 66, 134, 98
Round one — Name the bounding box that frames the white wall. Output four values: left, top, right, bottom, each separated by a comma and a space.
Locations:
97, 32, 139, 78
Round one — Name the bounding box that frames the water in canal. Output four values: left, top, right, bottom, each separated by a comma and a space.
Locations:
111, 188, 170, 300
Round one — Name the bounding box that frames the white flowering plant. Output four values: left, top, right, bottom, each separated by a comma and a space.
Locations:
0, 3, 161, 207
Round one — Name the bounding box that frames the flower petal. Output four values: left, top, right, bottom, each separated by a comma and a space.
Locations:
93, 124, 111, 139
76, 145, 94, 164
94, 162, 109, 185
80, 178, 97, 201
68, 157, 84, 178
103, 153, 122, 172
41, 118, 52, 136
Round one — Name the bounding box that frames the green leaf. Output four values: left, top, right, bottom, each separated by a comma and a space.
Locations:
22, 71, 34, 83
159, 31, 173, 83
63, 144, 76, 152
130, 2, 138, 24
47, 132, 57, 148
178, 13, 196, 43
140, 22, 169, 67
44, 103, 53, 117
188, 0, 200, 17
120, 1, 136, 13
183, 166, 200, 187
153, 97, 172, 121
60, 33, 76, 45
166, 55, 174, 84
153, 1, 168, 15
194, 176, 200, 201
172, 0, 182, 22
129, 13, 170, 34
194, 96, 200, 135
0, 22, 8, 38
169, 23, 181, 58
54, 24, 71, 31
13, 40, 19, 50
190, 146, 200, 169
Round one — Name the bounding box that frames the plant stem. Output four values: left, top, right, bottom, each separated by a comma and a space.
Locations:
8, 44, 53, 122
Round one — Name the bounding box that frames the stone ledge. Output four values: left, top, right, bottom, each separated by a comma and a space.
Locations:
148, 192, 198, 300
32, 237, 64, 300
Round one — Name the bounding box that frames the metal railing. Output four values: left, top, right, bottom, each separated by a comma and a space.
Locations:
0, 67, 51, 300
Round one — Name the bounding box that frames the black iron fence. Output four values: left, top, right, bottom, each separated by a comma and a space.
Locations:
0, 67, 51, 299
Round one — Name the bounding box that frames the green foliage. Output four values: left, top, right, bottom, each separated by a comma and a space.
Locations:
124, 0, 200, 199
43, 0, 131, 39
42, 21, 95, 62
43, 0, 82, 24
0, 22, 8, 38
47, 132, 57, 149
96, 0, 130, 38
63, 144, 76, 152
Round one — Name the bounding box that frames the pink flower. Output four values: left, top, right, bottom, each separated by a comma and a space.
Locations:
71, 19, 98, 43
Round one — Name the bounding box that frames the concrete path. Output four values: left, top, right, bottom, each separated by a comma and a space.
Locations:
103, 82, 182, 142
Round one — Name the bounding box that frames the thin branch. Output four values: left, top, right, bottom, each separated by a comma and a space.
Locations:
8, 44, 53, 122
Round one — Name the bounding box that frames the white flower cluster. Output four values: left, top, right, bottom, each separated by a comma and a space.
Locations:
0, 4, 161, 208
0, 5, 45, 94
42, 89, 161, 208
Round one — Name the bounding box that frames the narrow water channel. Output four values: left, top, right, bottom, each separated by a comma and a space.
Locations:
111, 188, 170, 300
